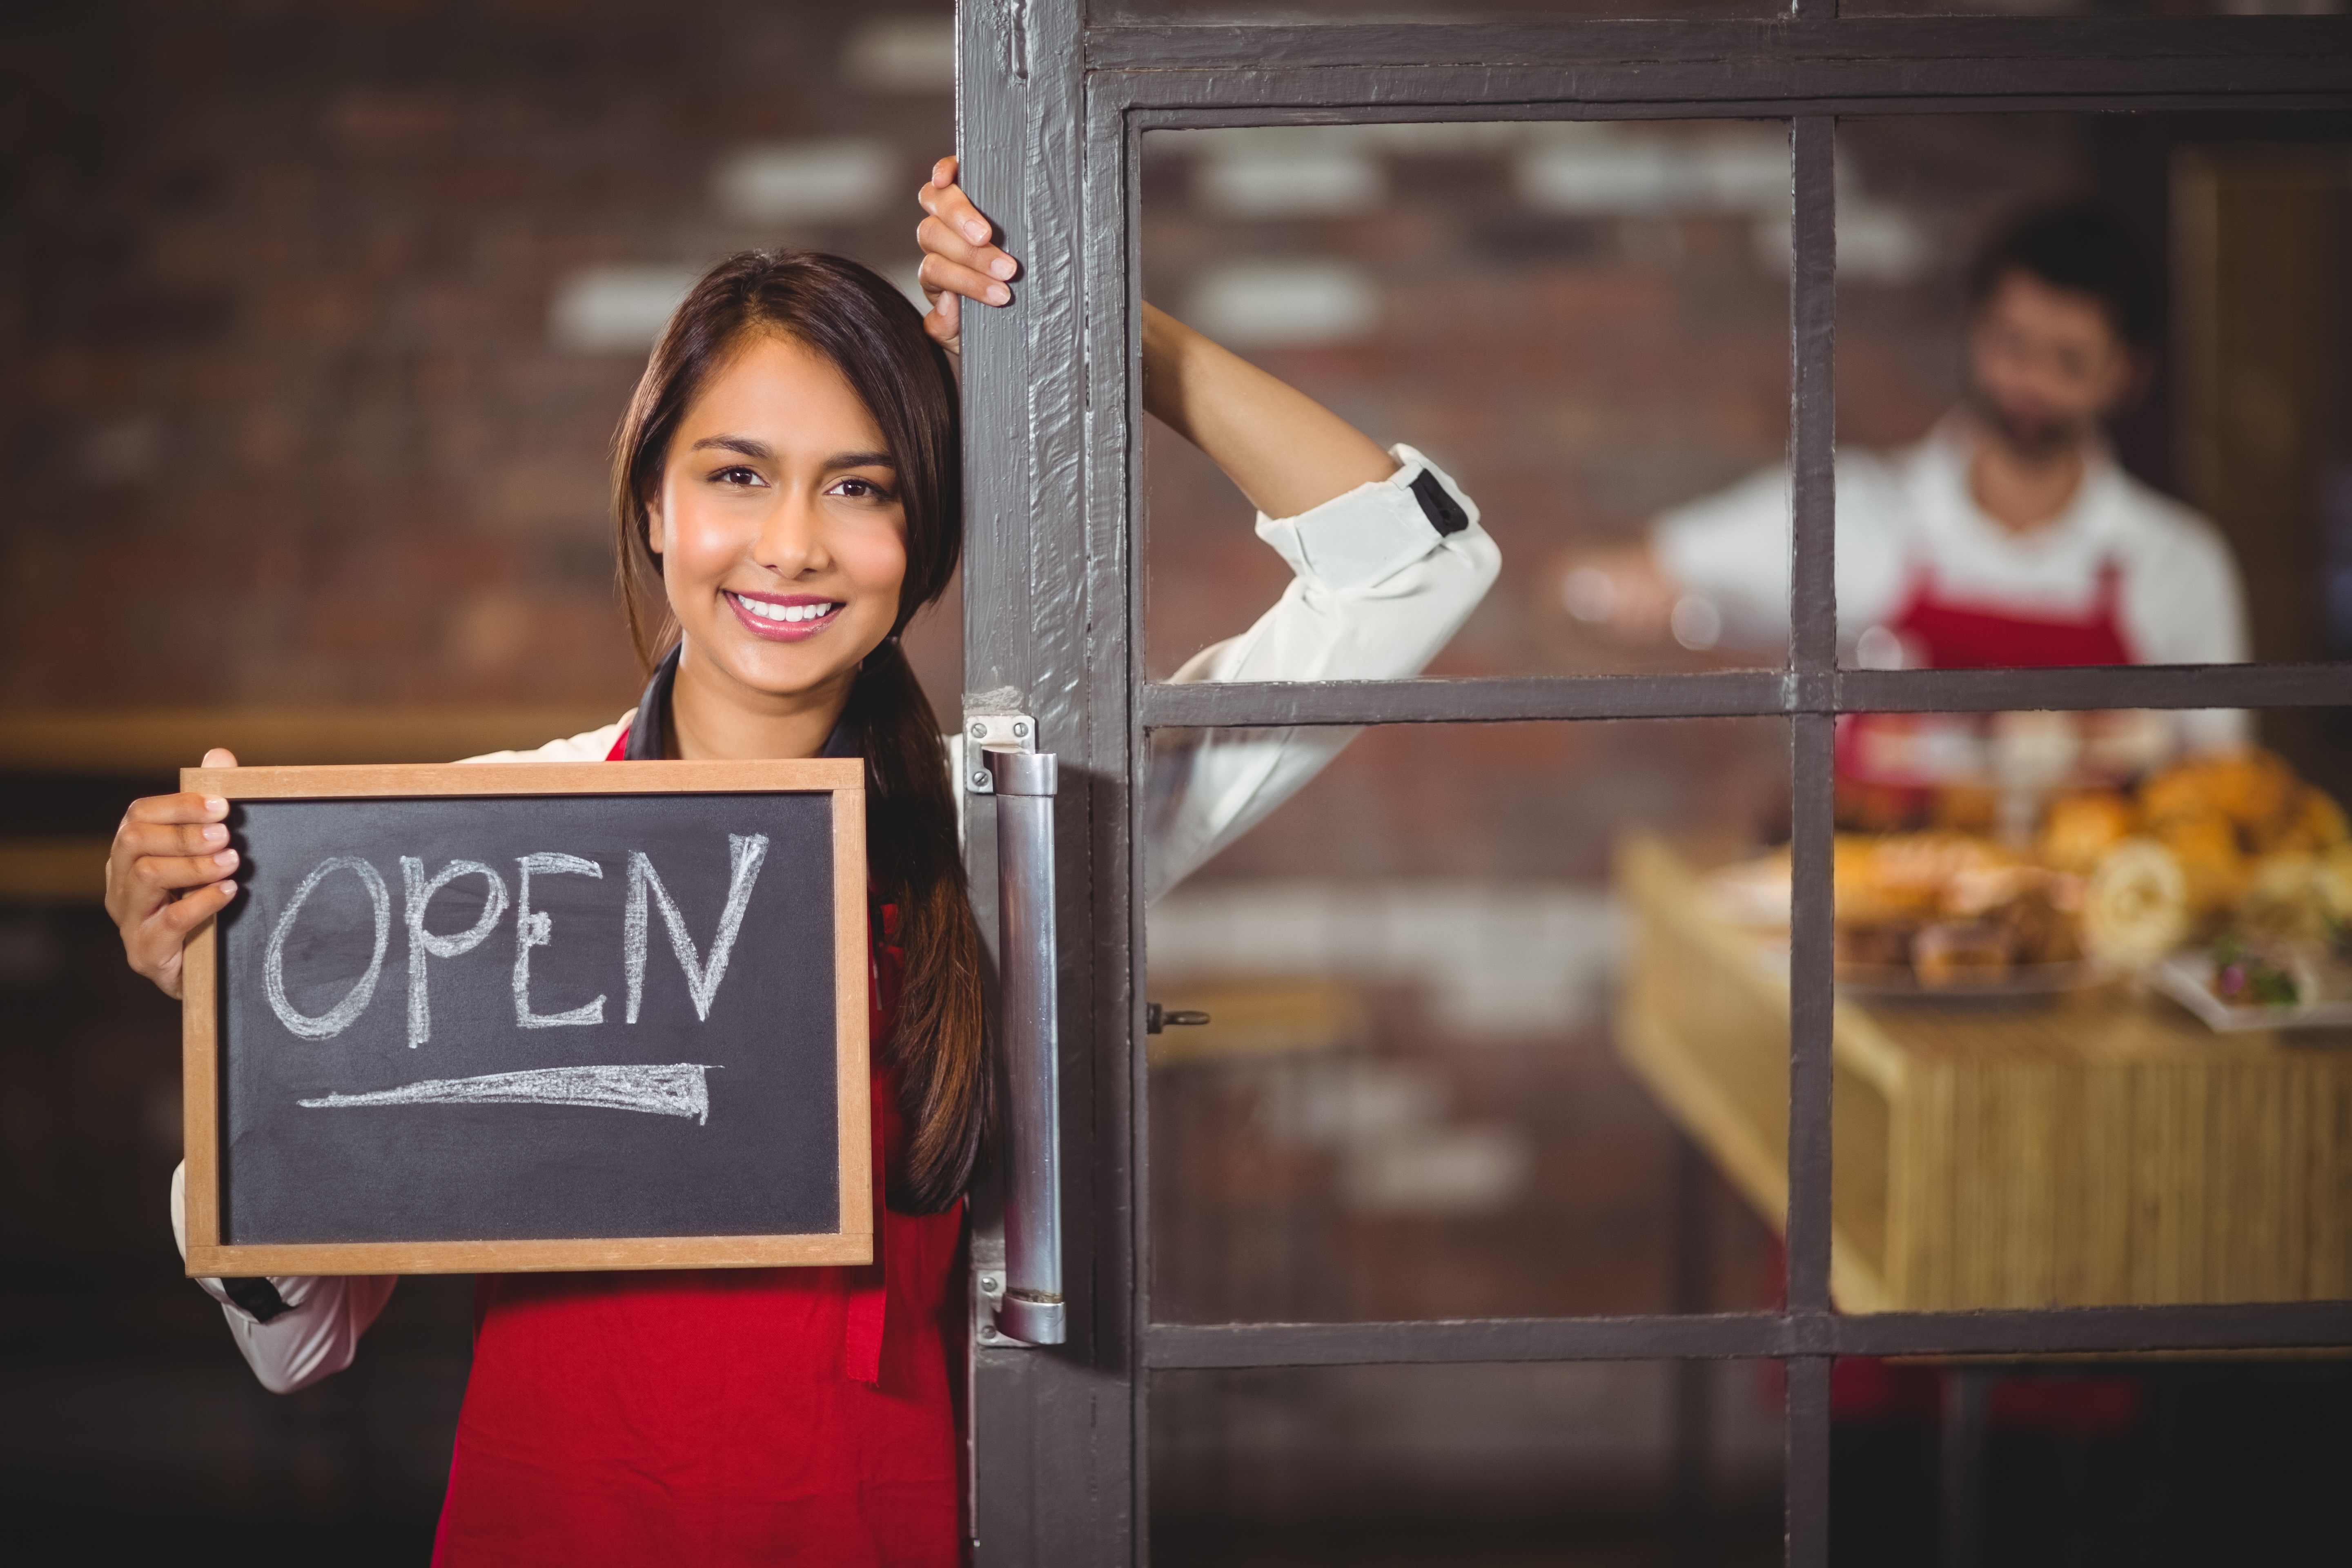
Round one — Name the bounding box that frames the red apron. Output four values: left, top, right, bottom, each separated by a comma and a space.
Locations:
1885, 558, 2135, 672
1838, 561, 2135, 803
430, 730, 967, 1567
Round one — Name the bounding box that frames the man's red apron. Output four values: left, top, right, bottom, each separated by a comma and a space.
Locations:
1838, 561, 2135, 808
1887, 559, 2135, 672
429, 728, 967, 1567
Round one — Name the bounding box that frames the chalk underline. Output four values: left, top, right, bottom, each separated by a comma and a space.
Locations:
297, 1062, 719, 1124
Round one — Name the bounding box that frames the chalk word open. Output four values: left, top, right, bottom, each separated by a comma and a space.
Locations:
261, 835, 771, 1045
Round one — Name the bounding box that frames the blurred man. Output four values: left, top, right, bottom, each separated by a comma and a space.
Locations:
1560, 202, 2248, 759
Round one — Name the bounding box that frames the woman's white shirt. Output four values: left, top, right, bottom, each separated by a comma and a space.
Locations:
171, 444, 1499, 1392
168, 1165, 399, 1395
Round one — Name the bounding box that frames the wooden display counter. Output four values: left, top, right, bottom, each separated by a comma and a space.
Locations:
1615, 834, 2352, 1314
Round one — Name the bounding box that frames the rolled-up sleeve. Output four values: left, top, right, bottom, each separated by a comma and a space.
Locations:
1146, 444, 1499, 901
170, 1162, 396, 1395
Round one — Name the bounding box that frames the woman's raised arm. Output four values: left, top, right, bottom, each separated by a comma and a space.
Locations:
919, 154, 1500, 901
916, 156, 1396, 517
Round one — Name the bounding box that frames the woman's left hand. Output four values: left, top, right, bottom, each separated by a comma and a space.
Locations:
915, 156, 1020, 356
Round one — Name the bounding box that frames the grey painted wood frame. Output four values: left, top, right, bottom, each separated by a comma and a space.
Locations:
960, 1, 1138, 1563
958, 6, 2352, 1564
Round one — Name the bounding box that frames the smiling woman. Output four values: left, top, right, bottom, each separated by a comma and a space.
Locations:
103, 161, 1501, 1564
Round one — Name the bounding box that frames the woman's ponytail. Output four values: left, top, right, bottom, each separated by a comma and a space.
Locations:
849, 641, 993, 1213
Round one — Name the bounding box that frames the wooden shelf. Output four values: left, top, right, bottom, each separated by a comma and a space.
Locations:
0, 837, 113, 904
1615, 833, 2352, 1313
0, 706, 623, 774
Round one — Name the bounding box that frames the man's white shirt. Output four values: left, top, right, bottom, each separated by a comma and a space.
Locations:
1652, 415, 2250, 751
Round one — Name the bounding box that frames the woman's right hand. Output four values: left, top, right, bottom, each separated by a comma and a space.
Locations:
105, 747, 241, 1000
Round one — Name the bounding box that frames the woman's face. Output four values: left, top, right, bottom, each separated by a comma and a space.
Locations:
650, 331, 908, 708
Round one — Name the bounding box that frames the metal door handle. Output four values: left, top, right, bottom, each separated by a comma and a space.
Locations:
969, 722, 1065, 1345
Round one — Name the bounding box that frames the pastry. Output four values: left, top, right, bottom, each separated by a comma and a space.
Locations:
1911, 920, 2015, 987
2080, 837, 2191, 967
2142, 751, 2297, 833
1835, 922, 1916, 973
2152, 810, 2247, 913
2317, 843, 2352, 925
2040, 790, 2136, 874
1929, 785, 1999, 835
2265, 786, 2350, 855
1996, 885, 2083, 966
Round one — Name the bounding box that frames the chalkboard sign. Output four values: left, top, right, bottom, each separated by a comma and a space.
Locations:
178, 760, 870, 1276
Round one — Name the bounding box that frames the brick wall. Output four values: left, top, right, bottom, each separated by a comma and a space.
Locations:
0, 0, 960, 717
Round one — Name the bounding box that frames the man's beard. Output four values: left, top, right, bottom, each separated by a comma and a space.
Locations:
1968, 387, 2093, 463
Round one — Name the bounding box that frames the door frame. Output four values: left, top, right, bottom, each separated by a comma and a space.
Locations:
958, 6, 2352, 1563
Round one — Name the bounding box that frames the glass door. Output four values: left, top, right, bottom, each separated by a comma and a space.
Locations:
956, 4, 2352, 1563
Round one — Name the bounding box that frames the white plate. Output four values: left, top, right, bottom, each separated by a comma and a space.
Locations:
2147, 952, 2352, 1033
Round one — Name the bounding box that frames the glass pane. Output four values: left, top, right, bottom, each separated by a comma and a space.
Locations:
1146, 718, 1787, 1323
1832, 1359, 2352, 1566
1140, 120, 1792, 682
1154, 1361, 1786, 1567
1103, 0, 1776, 20
1782, 709, 2352, 1312
1847, 0, 2338, 16
1827, 112, 2352, 674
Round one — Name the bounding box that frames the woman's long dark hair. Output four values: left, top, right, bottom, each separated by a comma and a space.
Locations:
611, 250, 988, 1214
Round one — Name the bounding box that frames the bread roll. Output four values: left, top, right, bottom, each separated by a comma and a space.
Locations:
2153, 810, 2247, 913
2040, 790, 2136, 875
2081, 838, 2191, 968
1912, 921, 2014, 987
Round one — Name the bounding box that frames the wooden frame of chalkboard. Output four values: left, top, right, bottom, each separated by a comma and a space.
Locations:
178, 759, 871, 1276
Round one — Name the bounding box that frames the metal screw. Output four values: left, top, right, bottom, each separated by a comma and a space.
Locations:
1011, 720, 1029, 738
969, 721, 987, 739
979, 1324, 999, 1341
971, 770, 989, 788
980, 1275, 1001, 1294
